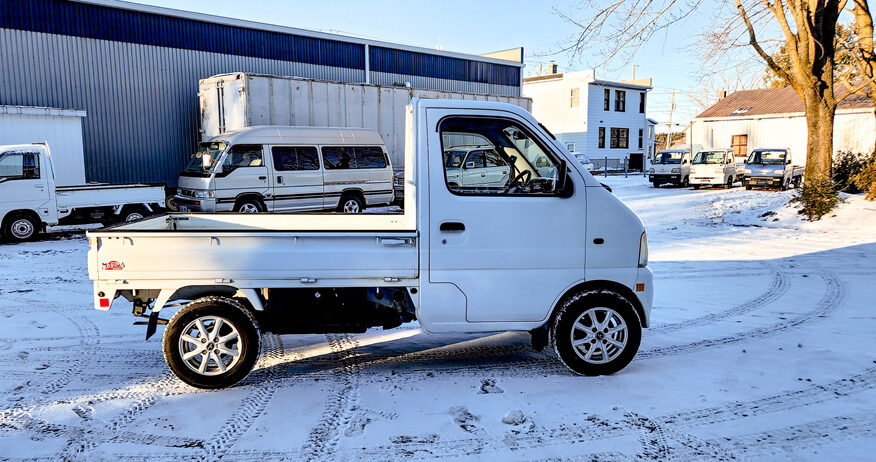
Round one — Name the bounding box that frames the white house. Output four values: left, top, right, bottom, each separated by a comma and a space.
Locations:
522, 69, 655, 171
690, 87, 875, 167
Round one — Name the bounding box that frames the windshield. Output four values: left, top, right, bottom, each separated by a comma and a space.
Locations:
747, 150, 786, 165
693, 151, 726, 164
654, 151, 683, 164
183, 142, 226, 175
444, 150, 466, 168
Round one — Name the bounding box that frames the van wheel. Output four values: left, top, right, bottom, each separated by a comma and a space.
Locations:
551, 290, 641, 376
234, 198, 263, 213
339, 194, 364, 214
3, 213, 40, 242
163, 296, 261, 389
123, 205, 149, 222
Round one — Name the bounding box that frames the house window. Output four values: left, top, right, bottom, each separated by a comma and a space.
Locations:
603, 89, 610, 111
615, 90, 626, 112
570, 88, 580, 108
639, 93, 646, 113
610, 128, 629, 149
731, 135, 748, 157
598, 127, 606, 148
566, 142, 575, 151
638, 129, 643, 149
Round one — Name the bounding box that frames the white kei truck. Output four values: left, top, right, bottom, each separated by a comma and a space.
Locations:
648, 145, 702, 187
0, 143, 166, 242
87, 99, 653, 389
689, 149, 745, 189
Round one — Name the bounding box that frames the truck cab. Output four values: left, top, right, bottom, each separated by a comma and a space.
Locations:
88, 99, 652, 389
176, 127, 394, 214
649, 146, 701, 187
689, 149, 743, 189
742, 148, 804, 190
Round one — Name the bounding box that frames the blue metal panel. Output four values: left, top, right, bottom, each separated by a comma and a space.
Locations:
369, 46, 520, 87
0, 0, 366, 69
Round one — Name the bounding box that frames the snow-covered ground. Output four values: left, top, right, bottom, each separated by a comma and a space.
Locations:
1, 176, 875, 461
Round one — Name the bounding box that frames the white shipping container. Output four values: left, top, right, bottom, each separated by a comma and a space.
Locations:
199, 73, 532, 169
0, 106, 87, 186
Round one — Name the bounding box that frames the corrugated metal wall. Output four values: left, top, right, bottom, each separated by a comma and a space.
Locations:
0, 0, 523, 186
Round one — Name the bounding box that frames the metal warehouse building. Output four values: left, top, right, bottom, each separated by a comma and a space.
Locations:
0, 0, 524, 186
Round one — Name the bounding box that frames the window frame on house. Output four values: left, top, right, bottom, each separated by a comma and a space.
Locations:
639, 92, 646, 113
610, 127, 629, 149
570, 88, 580, 108
598, 127, 606, 148
566, 142, 575, 151
638, 129, 643, 149
731, 134, 749, 157
603, 89, 610, 111
615, 90, 626, 112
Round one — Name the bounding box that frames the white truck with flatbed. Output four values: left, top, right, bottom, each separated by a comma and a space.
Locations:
87, 99, 653, 389
742, 148, 804, 190
0, 143, 166, 242
689, 148, 745, 189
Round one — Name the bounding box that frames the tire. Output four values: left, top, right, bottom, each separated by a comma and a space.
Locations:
692, 184, 700, 190
551, 290, 642, 376
163, 296, 261, 389
781, 179, 789, 191
122, 205, 149, 222
651, 182, 659, 188
725, 177, 733, 189
745, 185, 752, 190
3, 213, 40, 242
234, 198, 263, 213
793, 176, 803, 188
338, 194, 364, 214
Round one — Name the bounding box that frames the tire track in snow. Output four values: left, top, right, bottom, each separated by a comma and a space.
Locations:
647, 264, 789, 335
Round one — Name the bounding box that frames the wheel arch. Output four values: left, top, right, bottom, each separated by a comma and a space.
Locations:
148, 285, 265, 313
550, 280, 648, 329
2, 208, 43, 227
233, 193, 267, 210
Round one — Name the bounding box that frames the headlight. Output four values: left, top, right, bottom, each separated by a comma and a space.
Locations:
671, 168, 680, 173
192, 190, 214, 198
649, 168, 655, 173
638, 231, 648, 268
744, 169, 751, 174
773, 169, 785, 175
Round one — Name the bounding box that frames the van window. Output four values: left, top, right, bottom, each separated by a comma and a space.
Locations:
322, 146, 387, 169
354, 147, 387, 168
0, 151, 40, 180
272, 146, 319, 171
222, 145, 263, 173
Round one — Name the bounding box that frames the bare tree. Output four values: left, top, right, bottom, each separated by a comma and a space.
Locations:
559, 0, 852, 218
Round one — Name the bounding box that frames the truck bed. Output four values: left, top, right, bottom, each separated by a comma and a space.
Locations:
57, 183, 165, 208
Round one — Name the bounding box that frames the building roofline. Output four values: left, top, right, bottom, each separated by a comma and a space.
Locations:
0, 105, 87, 117
590, 79, 652, 91
692, 106, 874, 122
74, 0, 524, 68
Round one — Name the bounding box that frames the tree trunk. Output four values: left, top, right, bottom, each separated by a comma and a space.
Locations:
802, 92, 836, 183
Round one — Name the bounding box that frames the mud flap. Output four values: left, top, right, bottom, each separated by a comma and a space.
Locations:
530, 323, 549, 351
134, 312, 168, 340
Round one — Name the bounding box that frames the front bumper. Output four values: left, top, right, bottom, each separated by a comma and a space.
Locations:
690, 175, 723, 185
649, 174, 680, 183
743, 176, 782, 187
174, 195, 217, 212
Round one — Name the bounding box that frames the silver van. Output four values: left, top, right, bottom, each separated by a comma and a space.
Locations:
176, 126, 393, 214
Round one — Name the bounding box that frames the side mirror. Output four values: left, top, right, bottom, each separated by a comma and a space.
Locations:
464, 162, 475, 169
786, 158, 792, 164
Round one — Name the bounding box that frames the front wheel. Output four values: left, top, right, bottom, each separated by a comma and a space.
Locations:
234, 198, 263, 213
163, 297, 261, 389
3, 214, 40, 242
551, 291, 642, 376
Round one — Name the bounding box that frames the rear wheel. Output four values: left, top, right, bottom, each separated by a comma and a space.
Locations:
745, 185, 752, 190
122, 205, 149, 222
725, 176, 733, 189
3, 213, 40, 242
551, 291, 642, 376
163, 297, 261, 389
692, 184, 700, 190
338, 194, 364, 214
680, 176, 689, 187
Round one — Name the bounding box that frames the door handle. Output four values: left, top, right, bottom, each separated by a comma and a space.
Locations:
259, 176, 267, 180
34, 184, 44, 188
277, 176, 283, 184
439, 221, 465, 232
480, 173, 486, 177
380, 238, 411, 246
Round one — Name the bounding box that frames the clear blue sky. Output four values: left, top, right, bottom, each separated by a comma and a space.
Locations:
137, 0, 711, 129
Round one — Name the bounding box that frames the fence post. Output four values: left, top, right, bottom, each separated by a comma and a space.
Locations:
604, 157, 608, 178
625, 158, 628, 178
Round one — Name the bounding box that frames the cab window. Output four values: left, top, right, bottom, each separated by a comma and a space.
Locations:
0, 151, 40, 180
222, 145, 263, 173
439, 117, 564, 195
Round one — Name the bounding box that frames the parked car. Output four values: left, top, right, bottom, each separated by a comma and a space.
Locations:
649, 145, 702, 187
0, 143, 165, 242
442, 146, 511, 189
689, 149, 745, 189
88, 98, 653, 389
742, 148, 804, 190
392, 170, 404, 207
175, 126, 394, 214
573, 153, 595, 172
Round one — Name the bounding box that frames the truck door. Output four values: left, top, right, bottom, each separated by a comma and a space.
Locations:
269, 146, 324, 211
214, 144, 272, 211
0, 148, 52, 218
426, 110, 588, 323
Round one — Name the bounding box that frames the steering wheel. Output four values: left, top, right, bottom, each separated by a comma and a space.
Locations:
504, 169, 532, 193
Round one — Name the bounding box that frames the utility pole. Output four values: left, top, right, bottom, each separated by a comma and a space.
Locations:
632, 64, 636, 80
665, 91, 676, 149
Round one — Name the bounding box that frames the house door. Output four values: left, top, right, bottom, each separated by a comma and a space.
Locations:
629, 153, 644, 171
